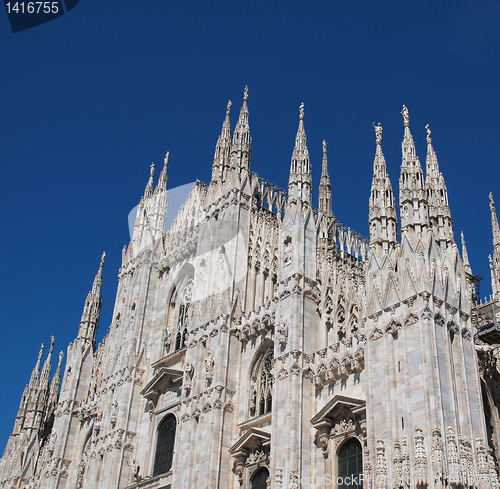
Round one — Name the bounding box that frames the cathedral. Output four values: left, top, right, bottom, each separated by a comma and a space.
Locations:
2, 87, 500, 489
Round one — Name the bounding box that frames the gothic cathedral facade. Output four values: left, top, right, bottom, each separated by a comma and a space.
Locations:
2, 88, 500, 489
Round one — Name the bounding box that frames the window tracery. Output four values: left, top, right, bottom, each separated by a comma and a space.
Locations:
153, 414, 176, 476
174, 279, 193, 351
250, 349, 274, 417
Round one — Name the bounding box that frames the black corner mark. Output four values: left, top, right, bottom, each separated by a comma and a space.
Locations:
63, 0, 78, 12
3, 0, 79, 33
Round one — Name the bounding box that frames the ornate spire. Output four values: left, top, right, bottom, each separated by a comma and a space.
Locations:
318, 140, 333, 216
91, 252, 106, 295
229, 87, 251, 178
425, 124, 453, 245
489, 193, 500, 299
461, 231, 472, 275
79, 253, 105, 342
40, 336, 54, 388
490, 193, 500, 249
288, 103, 312, 207
369, 123, 397, 249
212, 101, 232, 183
29, 343, 44, 390
47, 351, 64, 414
144, 162, 155, 199
399, 106, 428, 234
158, 152, 169, 190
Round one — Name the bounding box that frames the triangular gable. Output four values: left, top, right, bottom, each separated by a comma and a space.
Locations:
140, 368, 183, 400
401, 267, 417, 300
229, 428, 271, 458
310, 395, 365, 429
384, 275, 401, 308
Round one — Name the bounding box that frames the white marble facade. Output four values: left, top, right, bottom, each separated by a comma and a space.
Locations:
1, 90, 500, 489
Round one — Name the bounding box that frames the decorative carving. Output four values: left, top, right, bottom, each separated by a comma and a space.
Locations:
275, 468, 283, 488
277, 367, 288, 380
290, 363, 301, 377
369, 328, 383, 341
446, 427, 461, 485
431, 428, 444, 485
277, 317, 288, 347
289, 470, 299, 489
205, 352, 214, 382
414, 428, 428, 486
375, 440, 387, 489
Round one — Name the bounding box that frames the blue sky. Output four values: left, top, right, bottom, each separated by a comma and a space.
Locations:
1, 0, 500, 450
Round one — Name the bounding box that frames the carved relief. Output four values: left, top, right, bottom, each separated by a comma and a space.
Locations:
414, 428, 428, 486
375, 440, 387, 489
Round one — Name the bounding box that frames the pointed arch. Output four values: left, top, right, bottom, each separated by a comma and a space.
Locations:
249, 341, 274, 417
251, 467, 270, 489
153, 413, 177, 476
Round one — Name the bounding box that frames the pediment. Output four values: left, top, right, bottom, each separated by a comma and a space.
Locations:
140, 368, 183, 400
310, 395, 365, 429
229, 428, 271, 458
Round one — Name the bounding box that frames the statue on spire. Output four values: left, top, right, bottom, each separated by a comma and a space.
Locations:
401, 105, 410, 127
425, 123, 431, 140
322, 139, 327, 154
373, 122, 383, 144
299, 102, 304, 120
243, 86, 248, 102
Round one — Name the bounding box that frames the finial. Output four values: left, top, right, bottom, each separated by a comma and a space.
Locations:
49, 336, 54, 354
243, 86, 249, 102
164, 152, 169, 167
401, 105, 410, 127
150, 162, 155, 177
100, 252, 106, 267
58, 351, 64, 366
226, 100, 232, 115
322, 139, 327, 154
38, 344, 44, 362
373, 122, 383, 144
490, 192, 495, 212
299, 102, 304, 121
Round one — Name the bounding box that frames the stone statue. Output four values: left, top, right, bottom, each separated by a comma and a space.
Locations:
401, 105, 409, 126
373, 122, 382, 143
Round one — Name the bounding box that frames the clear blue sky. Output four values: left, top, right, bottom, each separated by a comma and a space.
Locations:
1, 0, 499, 451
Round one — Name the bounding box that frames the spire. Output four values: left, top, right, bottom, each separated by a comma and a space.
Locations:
490, 254, 497, 300
490, 193, 500, 250
399, 105, 428, 234
288, 103, 312, 207
47, 351, 64, 415
158, 152, 169, 190
144, 162, 155, 199
318, 140, 333, 216
489, 193, 500, 299
461, 231, 472, 275
425, 124, 453, 245
212, 101, 232, 183
91, 252, 106, 295
29, 343, 44, 390
79, 253, 105, 342
40, 336, 54, 389
229, 87, 251, 179
369, 123, 397, 249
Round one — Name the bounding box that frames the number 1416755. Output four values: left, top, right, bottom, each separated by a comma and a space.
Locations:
5, 2, 59, 14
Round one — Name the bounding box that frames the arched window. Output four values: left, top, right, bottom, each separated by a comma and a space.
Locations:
153, 414, 176, 475
338, 438, 363, 489
175, 279, 193, 351
251, 467, 269, 489
258, 350, 274, 416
